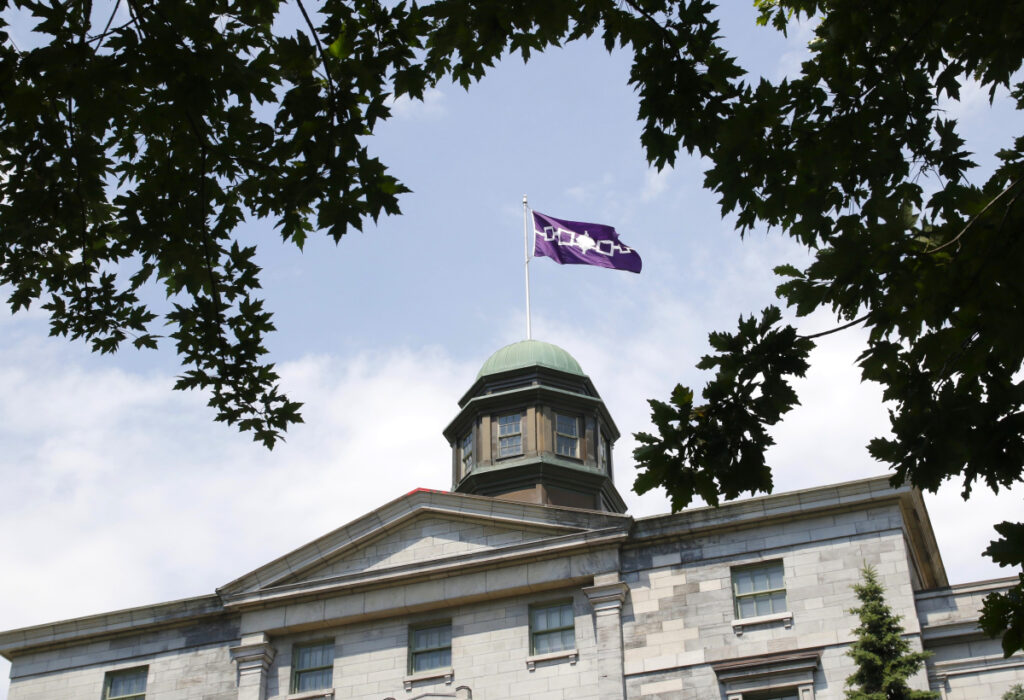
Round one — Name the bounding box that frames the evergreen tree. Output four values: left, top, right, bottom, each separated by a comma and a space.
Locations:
1004, 684, 1024, 700
845, 566, 938, 700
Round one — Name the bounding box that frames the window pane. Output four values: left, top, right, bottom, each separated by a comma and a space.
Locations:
499, 435, 522, 456
498, 414, 521, 435
411, 623, 451, 673
297, 643, 332, 669
413, 647, 451, 672
534, 632, 551, 654
556, 415, 577, 436
293, 642, 333, 692
531, 607, 545, 631
534, 629, 574, 654
296, 669, 332, 692
771, 590, 787, 612
461, 433, 473, 471
556, 435, 577, 456
733, 561, 786, 619
413, 625, 451, 651
542, 607, 558, 630
108, 669, 147, 698
532, 603, 574, 654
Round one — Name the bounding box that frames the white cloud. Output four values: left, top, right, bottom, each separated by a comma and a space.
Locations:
774, 15, 818, 81
387, 88, 447, 120
565, 184, 588, 201
0, 277, 1020, 698
641, 166, 673, 201
0, 338, 476, 699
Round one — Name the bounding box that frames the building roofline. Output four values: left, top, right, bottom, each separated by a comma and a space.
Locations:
630, 473, 948, 589
0, 594, 224, 662
217, 488, 631, 597
915, 575, 1019, 600
0, 474, 954, 661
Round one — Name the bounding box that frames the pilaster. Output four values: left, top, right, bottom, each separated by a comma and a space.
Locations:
230, 632, 277, 700
584, 580, 629, 700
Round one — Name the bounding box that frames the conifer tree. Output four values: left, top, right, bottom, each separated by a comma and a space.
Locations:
845, 566, 938, 700
1004, 684, 1024, 700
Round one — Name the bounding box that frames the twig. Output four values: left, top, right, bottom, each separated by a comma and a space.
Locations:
88, 0, 125, 44
926, 177, 1024, 255
294, 0, 338, 99
619, 0, 677, 42
800, 313, 870, 340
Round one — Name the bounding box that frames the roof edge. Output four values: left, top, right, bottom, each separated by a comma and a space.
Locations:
0, 594, 224, 661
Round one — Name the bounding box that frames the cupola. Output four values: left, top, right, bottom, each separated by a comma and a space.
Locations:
443, 340, 626, 513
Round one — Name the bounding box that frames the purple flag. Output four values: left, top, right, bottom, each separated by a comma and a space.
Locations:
532, 211, 642, 273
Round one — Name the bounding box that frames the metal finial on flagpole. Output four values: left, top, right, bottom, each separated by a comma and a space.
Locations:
522, 194, 532, 340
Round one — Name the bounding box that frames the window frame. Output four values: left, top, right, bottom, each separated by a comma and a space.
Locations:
104, 666, 148, 700
554, 413, 579, 458
408, 620, 453, 675
529, 600, 576, 655
732, 560, 787, 619
497, 412, 523, 458
460, 431, 474, 475
290, 640, 335, 693
747, 692, 800, 700
598, 433, 611, 472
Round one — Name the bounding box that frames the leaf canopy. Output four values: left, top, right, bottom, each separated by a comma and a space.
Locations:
1, 0, 1022, 653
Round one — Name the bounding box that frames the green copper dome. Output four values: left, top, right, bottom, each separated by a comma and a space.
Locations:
476, 340, 585, 379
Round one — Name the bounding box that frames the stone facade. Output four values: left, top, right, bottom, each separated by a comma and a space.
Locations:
3, 477, 1022, 699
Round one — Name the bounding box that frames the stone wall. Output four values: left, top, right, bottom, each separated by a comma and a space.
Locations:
266, 587, 599, 700
917, 579, 1024, 699
620, 502, 929, 698
7, 617, 238, 700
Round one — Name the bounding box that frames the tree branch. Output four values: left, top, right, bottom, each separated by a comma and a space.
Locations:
294, 0, 338, 99
800, 313, 870, 340
926, 177, 1024, 255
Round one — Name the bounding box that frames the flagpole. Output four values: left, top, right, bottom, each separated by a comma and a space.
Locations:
522, 194, 532, 340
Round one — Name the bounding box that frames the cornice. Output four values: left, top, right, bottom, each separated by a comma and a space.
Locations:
218, 490, 630, 598
221, 525, 632, 611
444, 383, 619, 441
0, 594, 225, 661
625, 475, 947, 588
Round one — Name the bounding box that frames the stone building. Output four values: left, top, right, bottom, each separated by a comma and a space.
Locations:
1, 340, 1021, 699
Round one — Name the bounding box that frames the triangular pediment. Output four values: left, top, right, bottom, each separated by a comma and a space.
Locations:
218, 489, 631, 600
284, 513, 573, 585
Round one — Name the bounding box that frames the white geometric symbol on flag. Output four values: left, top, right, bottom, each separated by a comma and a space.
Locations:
537, 225, 634, 257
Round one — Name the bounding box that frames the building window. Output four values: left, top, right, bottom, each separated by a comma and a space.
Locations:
460, 432, 474, 475
554, 414, 578, 458
104, 667, 147, 700
292, 641, 334, 693
409, 622, 452, 673
598, 434, 611, 472
733, 561, 786, 619
530, 601, 575, 654
498, 413, 523, 457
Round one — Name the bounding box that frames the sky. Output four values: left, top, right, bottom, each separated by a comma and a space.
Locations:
1, 4, 1022, 697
